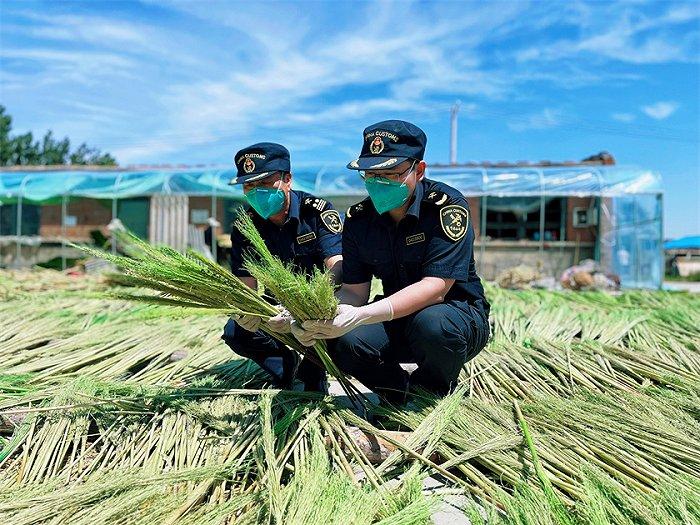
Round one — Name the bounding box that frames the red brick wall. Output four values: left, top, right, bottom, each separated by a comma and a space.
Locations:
566, 197, 596, 242
467, 197, 481, 238
188, 196, 228, 229
40, 200, 112, 240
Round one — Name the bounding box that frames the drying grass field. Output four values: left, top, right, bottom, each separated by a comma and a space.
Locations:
0, 269, 699, 524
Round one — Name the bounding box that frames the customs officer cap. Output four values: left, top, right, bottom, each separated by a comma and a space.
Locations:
230, 142, 291, 185
347, 119, 427, 171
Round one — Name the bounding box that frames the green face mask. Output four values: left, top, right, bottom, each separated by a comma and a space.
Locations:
364, 177, 410, 214
245, 187, 286, 219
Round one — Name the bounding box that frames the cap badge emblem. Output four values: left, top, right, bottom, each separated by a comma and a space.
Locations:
243, 158, 255, 173
369, 136, 385, 155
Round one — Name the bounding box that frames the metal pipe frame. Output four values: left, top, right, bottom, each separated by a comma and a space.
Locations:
15, 173, 33, 264
111, 173, 124, 254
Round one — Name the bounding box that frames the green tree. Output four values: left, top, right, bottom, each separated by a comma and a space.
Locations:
40, 131, 71, 165
0, 105, 118, 167
0, 106, 12, 165
69, 143, 117, 166
9, 132, 41, 165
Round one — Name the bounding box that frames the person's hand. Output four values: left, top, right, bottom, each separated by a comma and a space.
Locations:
292, 299, 394, 345
266, 305, 293, 334
301, 304, 366, 340
291, 320, 317, 347
231, 313, 262, 333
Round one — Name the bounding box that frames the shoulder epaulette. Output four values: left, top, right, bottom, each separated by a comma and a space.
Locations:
423, 190, 450, 206
346, 200, 370, 219
301, 196, 330, 213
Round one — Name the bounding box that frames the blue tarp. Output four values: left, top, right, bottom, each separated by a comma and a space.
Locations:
664, 236, 700, 250
0, 165, 661, 202
325, 165, 662, 197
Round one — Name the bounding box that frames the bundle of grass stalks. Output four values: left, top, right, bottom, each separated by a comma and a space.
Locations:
234, 212, 365, 405
73, 231, 280, 319
71, 228, 363, 403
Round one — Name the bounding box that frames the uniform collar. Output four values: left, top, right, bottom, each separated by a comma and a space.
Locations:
287, 190, 301, 225
405, 178, 425, 220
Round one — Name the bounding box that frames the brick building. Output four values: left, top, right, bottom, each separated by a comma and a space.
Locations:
0, 154, 663, 288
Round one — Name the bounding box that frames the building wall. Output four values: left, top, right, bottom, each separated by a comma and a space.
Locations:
467, 197, 480, 238
188, 197, 216, 224
566, 197, 596, 242
40, 199, 112, 240
188, 196, 241, 233
476, 241, 596, 281
39, 196, 240, 240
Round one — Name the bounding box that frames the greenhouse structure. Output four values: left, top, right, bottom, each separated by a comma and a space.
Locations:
0, 163, 663, 288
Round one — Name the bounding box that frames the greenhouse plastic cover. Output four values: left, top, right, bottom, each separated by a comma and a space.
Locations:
0, 165, 661, 203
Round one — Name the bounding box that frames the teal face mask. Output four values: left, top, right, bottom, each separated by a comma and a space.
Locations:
245, 187, 286, 219
364, 177, 410, 214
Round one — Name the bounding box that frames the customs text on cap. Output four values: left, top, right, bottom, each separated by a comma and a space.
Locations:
230, 142, 291, 185
347, 120, 427, 171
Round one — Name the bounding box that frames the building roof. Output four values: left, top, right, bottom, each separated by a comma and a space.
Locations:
0, 151, 616, 173
665, 236, 700, 250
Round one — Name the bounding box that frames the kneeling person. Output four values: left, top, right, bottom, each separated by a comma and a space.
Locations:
223, 142, 343, 392
294, 121, 490, 402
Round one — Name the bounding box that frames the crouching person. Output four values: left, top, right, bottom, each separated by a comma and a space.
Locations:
292, 121, 490, 403
222, 142, 343, 392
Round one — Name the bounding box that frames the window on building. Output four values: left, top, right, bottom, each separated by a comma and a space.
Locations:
483, 197, 565, 241
0, 203, 40, 235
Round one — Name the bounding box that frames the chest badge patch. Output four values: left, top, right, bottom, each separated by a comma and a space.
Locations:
405, 232, 425, 245
296, 232, 317, 244
320, 209, 342, 234
439, 205, 469, 241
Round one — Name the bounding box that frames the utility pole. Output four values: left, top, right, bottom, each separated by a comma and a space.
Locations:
450, 101, 460, 165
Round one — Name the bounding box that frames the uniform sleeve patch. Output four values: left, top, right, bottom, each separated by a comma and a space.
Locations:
320, 209, 342, 233
439, 205, 469, 241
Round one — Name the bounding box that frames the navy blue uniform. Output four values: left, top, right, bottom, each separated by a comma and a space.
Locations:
222, 189, 342, 386
331, 178, 490, 398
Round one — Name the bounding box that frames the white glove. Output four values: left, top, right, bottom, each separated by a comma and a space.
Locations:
291, 320, 317, 347
300, 299, 394, 341
231, 313, 262, 333
266, 305, 293, 334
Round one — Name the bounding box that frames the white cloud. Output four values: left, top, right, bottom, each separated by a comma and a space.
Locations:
126, 1, 528, 162
0, 47, 138, 86
515, 3, 700, 64
642, 101, 679, 120
612, 112, 636, 123
6, 10, 211, 69
508, 108, 562, 132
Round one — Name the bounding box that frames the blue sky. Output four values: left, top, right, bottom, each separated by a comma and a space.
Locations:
1, 0, 698, 238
